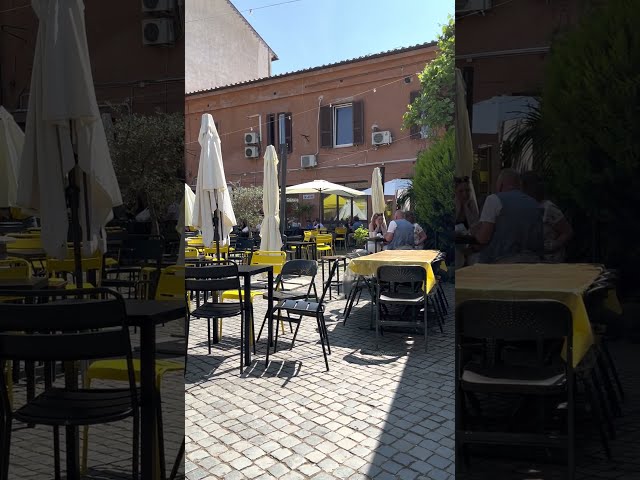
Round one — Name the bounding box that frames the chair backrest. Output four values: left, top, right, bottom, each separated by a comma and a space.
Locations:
0, 257, 31, 279
303, 230, 316, 241
377, 265, 426, 284
6, 235, 43, 250
156, 265, 185, 301
315, 234, 333, 246
334, 227, 347, 236
251, 250, 286, 275
234, 237, 255, 251
185, 263, 241, 294
47, 250, 103, 276
0, 288, 131, 362
204, 245, 229, 257
457, 299, 572, 342
277, 260, 318, 297
120, 235, 164, 265
185, 247, 199, 258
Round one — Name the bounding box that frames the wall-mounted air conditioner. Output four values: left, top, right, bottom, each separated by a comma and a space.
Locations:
372, 131, 392, 146
244, 132, 259, 145
455, 0, 492, 13
142, 18, 175, 45
142, 0, 175, 13
301, 155, 317, 168
245, 146, 259, 158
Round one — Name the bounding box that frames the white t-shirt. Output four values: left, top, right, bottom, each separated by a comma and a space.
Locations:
479, 194, 502, 224
387, 220, 398, 234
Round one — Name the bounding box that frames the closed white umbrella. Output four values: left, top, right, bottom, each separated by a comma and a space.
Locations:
371, 167, 386, 224
17, 0, 122, 262
260, 145, 282, 251
455, 68, 478, 212
192, 114, 236, 254
184, 183, 196, 227
0, 106, 24, 208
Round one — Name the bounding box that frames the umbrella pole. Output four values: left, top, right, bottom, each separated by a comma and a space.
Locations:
213, 192, 221, 260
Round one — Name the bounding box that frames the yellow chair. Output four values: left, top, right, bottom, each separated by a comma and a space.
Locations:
315, 234, 334, 257
0, 257, 31, 303
334, 227, 347, 251
82, 266, 184, 476
185, 247, 200, 259
46, 250, 103, 289
6, 235, 46, 273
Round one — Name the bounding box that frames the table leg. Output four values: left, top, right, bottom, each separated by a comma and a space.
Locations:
64, 361, 80, 480
243, 275, 252, 367
266, 268, 274, 366
140, 323, 158, 480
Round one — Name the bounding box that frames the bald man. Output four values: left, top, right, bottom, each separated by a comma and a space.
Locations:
473, 168, 544, 263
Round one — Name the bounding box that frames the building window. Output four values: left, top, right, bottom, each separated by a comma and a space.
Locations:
334, 104, 353, 147
320, 101, 363, 148
266, 112, 292, 153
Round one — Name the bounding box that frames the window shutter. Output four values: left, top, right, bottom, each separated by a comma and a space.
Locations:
352, 100, 364, 145
319, 105, 333, 148
266, 113, 276, 147
409, 91, 421, 139
285, 112, 292, 153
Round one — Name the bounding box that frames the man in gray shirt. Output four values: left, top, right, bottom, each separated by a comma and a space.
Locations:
384, 210, 416, 250
473, 168, 544, 263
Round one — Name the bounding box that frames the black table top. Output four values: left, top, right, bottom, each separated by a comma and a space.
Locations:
124, 299, 185, 326
0, 277, 49, 290
238, 265, 273, 276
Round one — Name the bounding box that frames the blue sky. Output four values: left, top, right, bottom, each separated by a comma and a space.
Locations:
230, 0, 454, 75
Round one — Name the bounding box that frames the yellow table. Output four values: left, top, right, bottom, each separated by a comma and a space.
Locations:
456, 263, 604, 366
348, 249, 440, 293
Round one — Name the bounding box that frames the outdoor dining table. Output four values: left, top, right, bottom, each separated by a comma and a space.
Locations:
124, 299, 185, 480
455, 263, 606, 366
237, 265, 274, 366
286, 240, 316, 260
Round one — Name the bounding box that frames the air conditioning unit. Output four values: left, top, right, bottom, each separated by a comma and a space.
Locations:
300, 154, 317, 169
244, 132, 259, 144
455, 0, 492, 13
142, 0, 175, 13
142, 18, 175, 46
372, 131, 392, 146
245, 146, 259, 158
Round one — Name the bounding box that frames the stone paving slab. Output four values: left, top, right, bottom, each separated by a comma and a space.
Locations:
185, 276, 456, 480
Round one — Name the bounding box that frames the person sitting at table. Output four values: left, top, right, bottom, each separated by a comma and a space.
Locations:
313, 218, 324, 229
473, 168, 544, 263
351, 216, 364, 231
367, 213, 387, 253
405, 211, 427, 249
521, 171, 573, 263
384, 210, 415, 250
238, 221, 250, 238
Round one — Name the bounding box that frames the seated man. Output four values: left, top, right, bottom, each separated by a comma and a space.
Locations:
384, 210, 415, 250
473, 168, 544, 263
351, 216, 364, 231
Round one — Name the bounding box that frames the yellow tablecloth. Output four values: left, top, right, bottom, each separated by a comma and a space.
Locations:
348, 250, 440, 293
456, 263, 604, 366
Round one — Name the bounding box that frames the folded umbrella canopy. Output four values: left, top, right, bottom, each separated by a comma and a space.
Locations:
177, 183, 196, 264
0, 106, 24, 209
260, 145, 282, 251
17, 0, 122, 262
287, 179, 364, 223
192, 114, 236, 254
371, 167, 386, 225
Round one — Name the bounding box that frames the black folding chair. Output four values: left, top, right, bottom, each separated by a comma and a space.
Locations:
456, 299, 575, 479
0, 288, 139, 480
375, 265, 429, 351
185, 262, 247, 372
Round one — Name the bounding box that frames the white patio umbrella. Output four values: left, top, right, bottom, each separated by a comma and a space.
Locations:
0, 106, 24, 208
177, 184, 196, 264
455, 68, 478, 212
286, 179, 364, 223
260, 145, 282, 251
17, 0, 122, 269
192, 113, 236, 256
371, 167, 386, 226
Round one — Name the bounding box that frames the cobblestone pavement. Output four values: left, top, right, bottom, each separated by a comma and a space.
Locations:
6, 319, 186, 479
185, 276, 455, 480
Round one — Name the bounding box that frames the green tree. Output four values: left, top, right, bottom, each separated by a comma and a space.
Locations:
540, 0, 640, 268
413, 129, 455, 252
231, 186, 263, 229
108, 112, 184, 234
403, 16, 454, 137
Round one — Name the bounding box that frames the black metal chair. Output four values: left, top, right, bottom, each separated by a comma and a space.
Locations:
228, 237, 255, 265
455, 299, 575, 479
102, 234, 165, 299
375, 265, 429, 351
0, 288, 139, 480
185, 262, 248, 372
256, 260, 319, 342
271, 261, 339, 371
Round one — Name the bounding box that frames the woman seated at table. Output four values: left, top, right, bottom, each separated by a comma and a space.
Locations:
367, 213, 387, 253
